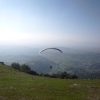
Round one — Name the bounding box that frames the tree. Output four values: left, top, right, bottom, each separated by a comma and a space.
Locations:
27, 70, 38, 75
20, 64, 38, 75
11, 62, 20, 71
71, 74, 78, 79
20, 64, 31, 73
60, 71, 69, 79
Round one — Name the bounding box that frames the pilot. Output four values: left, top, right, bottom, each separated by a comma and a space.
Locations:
50, 66, 52, 69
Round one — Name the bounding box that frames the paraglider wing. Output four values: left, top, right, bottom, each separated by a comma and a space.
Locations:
39, 48, 63, 54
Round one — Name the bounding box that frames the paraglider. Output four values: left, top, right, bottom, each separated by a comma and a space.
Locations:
39, 47, 63, 73
50, 66, 52, 69
39, 48, 63, 54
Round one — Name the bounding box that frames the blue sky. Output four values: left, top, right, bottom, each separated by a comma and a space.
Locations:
0, 0, 100, 48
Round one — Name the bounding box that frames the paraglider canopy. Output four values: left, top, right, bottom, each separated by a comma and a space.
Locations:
39, 48, 63, 54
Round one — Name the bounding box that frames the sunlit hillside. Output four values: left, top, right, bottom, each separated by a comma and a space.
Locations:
0, 64, 100, 100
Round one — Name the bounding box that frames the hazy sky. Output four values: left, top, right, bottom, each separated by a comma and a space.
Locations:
0, 0, 100, 48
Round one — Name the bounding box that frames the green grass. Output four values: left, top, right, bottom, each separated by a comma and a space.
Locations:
0, 64, 100, 100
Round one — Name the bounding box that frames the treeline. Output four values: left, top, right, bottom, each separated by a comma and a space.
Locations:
11, 62, 78, 79
39, 72, 78, 79
11, 62, 38, 75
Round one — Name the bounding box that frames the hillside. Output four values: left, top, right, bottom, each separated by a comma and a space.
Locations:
0, 64, 100, 100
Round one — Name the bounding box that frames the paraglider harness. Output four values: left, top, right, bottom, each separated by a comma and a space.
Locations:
50, 66, 52, 69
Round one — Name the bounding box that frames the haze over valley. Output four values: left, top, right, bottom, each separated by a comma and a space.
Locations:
0, 45, 100, 78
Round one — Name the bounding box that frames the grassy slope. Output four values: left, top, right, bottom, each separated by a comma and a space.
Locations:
0, 64, 100, 100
